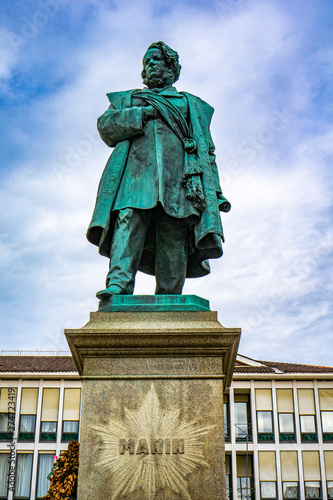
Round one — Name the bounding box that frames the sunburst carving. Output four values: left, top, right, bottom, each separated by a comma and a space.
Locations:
91, 384, 215, 500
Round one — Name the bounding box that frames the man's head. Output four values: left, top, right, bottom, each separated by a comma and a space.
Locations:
141, 41, 181, 89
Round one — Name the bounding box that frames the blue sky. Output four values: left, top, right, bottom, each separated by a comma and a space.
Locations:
0, 0, 332, 365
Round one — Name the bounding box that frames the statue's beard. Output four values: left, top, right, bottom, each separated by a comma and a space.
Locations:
146, 76, 168, 89
144, 70, 174, 89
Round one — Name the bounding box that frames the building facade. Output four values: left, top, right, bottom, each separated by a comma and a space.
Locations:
0, 353, 332, 499
226, 355, 333, 500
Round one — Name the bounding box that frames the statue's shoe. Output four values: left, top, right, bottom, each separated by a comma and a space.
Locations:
96, 285, 124, 300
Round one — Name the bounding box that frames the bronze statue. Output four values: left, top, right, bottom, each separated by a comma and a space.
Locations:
87, 41, 230, 299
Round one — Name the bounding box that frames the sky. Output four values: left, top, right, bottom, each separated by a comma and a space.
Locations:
0, 0, 332, 366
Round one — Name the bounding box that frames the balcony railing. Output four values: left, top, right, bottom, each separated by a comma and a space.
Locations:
237, 487, 255, 500
224, 423, 231, 442
235, 423, 252, 442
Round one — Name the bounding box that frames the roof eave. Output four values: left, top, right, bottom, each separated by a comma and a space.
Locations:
0, 371, 79, 379
233, 372, 333, 380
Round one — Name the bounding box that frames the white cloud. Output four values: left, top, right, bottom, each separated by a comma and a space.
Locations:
0, 0, 332, 365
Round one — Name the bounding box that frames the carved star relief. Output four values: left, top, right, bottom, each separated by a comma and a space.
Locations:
91, 385, 215, 500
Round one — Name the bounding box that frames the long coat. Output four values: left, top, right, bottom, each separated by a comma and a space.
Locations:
87, 87, 228, 278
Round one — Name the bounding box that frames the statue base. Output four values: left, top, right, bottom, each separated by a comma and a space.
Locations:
65, 296, 240, 500
98, 294, 210, 312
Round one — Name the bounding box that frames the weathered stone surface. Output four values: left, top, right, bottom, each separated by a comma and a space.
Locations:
83, 356, 223, 377
65, 304, 240, 500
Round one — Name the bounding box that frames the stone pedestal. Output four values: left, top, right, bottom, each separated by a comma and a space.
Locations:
65, 296, 240, 500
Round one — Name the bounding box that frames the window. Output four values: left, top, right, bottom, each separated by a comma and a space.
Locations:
234, 394, 251, 441
0, 414, 8, 433
256, 390, 274, 441
36, 453, 54, 499
276, 389, 295, 441
319, 389, 333, 441
259, 451, 277, 499
302, 451, 321, 500
63, 421, 79, 433
304, 482, 321, 499
19, 415, 36, 432
0, 453, 10, 499
226, 474, 231, 499
237, 477, 252, 500
237, 454, 253, 499
279, 413, 294, 433
41, 421, 57, 433
321, 412, 333, 432
327, 481, 333, 499
257, 412, 273, 433
224, 395, 230, 442
40, 388, 59, 442
0, 388, 16, 440
325, 451, 333, 499
14, 453, 33, 499
300, 415, 316, 433
62, 388, 81, 441
282, 482, 299, 499
281, 451, 299, 499
260, 482, 277, 499
235, 402, 247, 438
19, 388, 38, 441
298, 389, 317, 441
225, 455, 232, 499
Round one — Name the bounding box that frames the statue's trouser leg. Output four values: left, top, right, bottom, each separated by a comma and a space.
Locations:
154, 206, 189, 295
106, 208, 150, 294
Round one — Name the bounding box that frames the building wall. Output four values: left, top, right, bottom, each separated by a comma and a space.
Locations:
0, 367, 333, 499
0, 377, 81, 500
226, 377, 333, 499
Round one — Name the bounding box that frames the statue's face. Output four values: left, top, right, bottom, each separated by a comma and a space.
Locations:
143, 48, 172, 88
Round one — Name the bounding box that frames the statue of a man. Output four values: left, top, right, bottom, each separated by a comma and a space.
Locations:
87, 41, 230, 299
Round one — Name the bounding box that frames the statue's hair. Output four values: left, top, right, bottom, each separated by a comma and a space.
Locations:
141, 41, 182, 84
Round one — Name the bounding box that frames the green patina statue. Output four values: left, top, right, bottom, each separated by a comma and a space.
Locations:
87, 41, 230, 299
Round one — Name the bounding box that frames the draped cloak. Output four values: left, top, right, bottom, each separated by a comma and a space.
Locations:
86, 88, 229, 278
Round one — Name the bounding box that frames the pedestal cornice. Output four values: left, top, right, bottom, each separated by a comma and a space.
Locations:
65, 308, 240, 391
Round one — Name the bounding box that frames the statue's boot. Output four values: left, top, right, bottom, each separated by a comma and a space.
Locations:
96, 284, 124, 300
